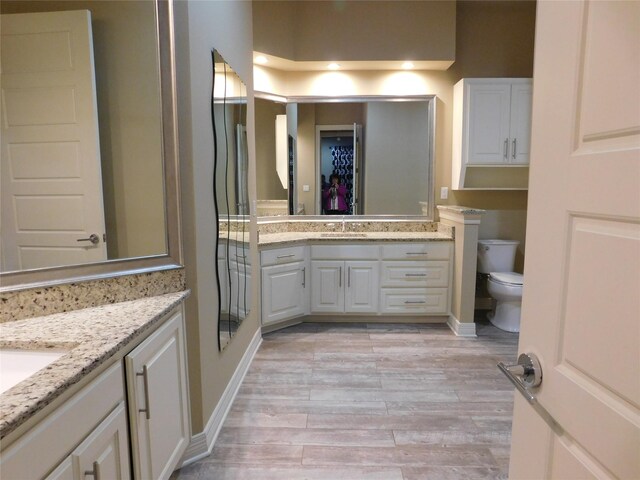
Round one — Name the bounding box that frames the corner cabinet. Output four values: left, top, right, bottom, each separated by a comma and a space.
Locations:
125, 310, 190, 480
452, 78, 532, 190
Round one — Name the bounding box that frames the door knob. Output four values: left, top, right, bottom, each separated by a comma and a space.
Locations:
498, 352, 542, 404
77, 233, 100, 245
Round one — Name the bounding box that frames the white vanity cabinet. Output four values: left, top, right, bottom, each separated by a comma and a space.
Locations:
1, 362, 130, 480
310, 245, 380, 314
379, 243, 452, 315
219, 243, 252, 319
452, 78, 532, 189
125, 309, 190, 480
261, 246, 309, 326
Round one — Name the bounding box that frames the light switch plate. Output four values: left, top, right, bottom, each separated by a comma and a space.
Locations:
440, 187, 449, 200
303, 184, 310, 192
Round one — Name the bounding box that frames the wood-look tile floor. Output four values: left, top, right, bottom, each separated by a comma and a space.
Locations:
172, 320, 519, 480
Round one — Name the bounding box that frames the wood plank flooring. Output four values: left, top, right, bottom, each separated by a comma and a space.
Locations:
171, 320, 519, 480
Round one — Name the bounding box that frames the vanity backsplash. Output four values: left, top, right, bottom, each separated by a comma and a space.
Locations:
0, 268, 185, 323
259, 220, 453, 236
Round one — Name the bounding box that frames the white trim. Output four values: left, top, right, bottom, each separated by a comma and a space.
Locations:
178, 328, 262, 467
447, 314, 477, 337
438, 210, 483, 225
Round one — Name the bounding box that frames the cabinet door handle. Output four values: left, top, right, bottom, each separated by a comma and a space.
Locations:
404, 300, 426, 305
348, 266, 351, 288
405, 273, 427, 277
405, 252, 427, 256
84, 461, 100, 479
302, 267, 306, 288
277, 254, 295, 259
504, 138, 509, 159
339, 266, 342, 287
137, 365, 151, 420
512, 138, 517, 159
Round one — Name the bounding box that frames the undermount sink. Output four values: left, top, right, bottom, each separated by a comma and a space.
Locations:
0, 348, 68, 394
320, 232, 368, 238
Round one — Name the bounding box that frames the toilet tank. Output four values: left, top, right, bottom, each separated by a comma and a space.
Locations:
477, 239, 520, 273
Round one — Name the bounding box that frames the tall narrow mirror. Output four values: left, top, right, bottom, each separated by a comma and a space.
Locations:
212, 49, 250, 350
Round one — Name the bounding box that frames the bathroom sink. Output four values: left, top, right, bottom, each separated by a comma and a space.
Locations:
320, 232, 368, 238
0, 349, 67, 394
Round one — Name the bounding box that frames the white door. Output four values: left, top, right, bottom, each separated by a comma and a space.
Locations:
509, 1, 640, 478
509, 82, 533, 165
126, 311, 190, 480
73, 402, 131, 480
311, 260, 344, 313
345, 260, 379, 313
0, 10, 107, 271
261, 262, 306, 325
467, 82, 512, 164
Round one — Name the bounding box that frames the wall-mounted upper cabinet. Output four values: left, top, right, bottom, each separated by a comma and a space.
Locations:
452, 78, 532, 190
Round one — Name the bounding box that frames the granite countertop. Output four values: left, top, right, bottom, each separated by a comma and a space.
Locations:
0, 291, 189, 440
258, 230, 453, 248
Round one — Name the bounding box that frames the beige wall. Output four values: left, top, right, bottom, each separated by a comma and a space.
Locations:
255, 99, 287, 201
175, 0, 259, 434
1, 0, 167, 260
253, 1, 455, 63
254, 1, 535, 256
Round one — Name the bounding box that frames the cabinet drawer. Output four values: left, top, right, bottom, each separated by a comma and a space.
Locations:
381, 261, 449, 287
311, 245, 379, 260
380, 288, 449, 314
381, 242, 451, 260
261, 246, 306, 266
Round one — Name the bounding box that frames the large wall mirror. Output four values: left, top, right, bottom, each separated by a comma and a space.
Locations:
0, 0, 181, 289
212, 49, 251, 350
255, 95, 435, 219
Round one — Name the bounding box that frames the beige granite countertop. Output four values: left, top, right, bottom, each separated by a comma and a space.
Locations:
0, 291, 189, 440
259, 230, 453, 248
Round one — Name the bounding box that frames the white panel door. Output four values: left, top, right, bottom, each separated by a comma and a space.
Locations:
72, 402, 131, 480
126, 311, 190, 480
509, 1, 640, 478
261, 262, 306, 325
311, 260, 344, 313
467, 83, 512, 164
509, 82, 533, 165
0, 10, 107, 271
345, 260, 379, 313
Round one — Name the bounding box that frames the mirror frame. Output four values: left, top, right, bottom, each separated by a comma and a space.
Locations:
0, 0, 182, 291
254, 93, 437, 221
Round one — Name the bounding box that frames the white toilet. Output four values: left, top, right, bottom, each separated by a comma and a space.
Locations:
477, 239, 523, 333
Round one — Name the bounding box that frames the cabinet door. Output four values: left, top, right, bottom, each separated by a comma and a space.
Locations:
509, 82, 533, 164
126, 310, 190, 480
345, 261, 379, 313
72, 402, 131, 480
230, 260, 252, 319
467, 83, 512, 164
218, 258, 228, 314
261, 261, 307, 325
310, 260, 344, 313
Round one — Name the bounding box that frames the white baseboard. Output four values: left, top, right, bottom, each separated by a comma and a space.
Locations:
447, 314, 477, 337
179, 328, 262, 467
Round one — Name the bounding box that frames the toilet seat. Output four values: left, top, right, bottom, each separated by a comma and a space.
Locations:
489, 272, 523, 286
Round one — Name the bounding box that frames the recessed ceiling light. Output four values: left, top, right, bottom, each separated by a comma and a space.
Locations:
327, 63, 341, 70
402, 62, 415, 70
254, 55, 268, 64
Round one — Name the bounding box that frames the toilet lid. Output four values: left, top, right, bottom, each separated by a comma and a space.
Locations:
489, 272, 524, 286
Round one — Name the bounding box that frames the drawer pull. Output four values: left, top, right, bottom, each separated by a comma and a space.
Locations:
404, 300, 426, 304
277, 253, 296, 259
236, 254, 246, 259
405, 273, 427, 277
302, 267, 306, 288
84, 461, 100, 479
405, 252, 428, 256
339, 266, 342, 287
137, 365, 151, 420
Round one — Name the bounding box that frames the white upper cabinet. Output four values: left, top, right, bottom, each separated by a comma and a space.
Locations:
452, 78, 532, 189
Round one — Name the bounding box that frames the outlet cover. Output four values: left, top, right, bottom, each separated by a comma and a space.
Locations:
440, 187, 449, 199
303, 184, 310, 192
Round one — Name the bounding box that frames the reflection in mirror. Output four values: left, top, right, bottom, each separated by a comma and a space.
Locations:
212, 49, 250, 350
255, 97, 435, 218
0, 0, 166, 275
